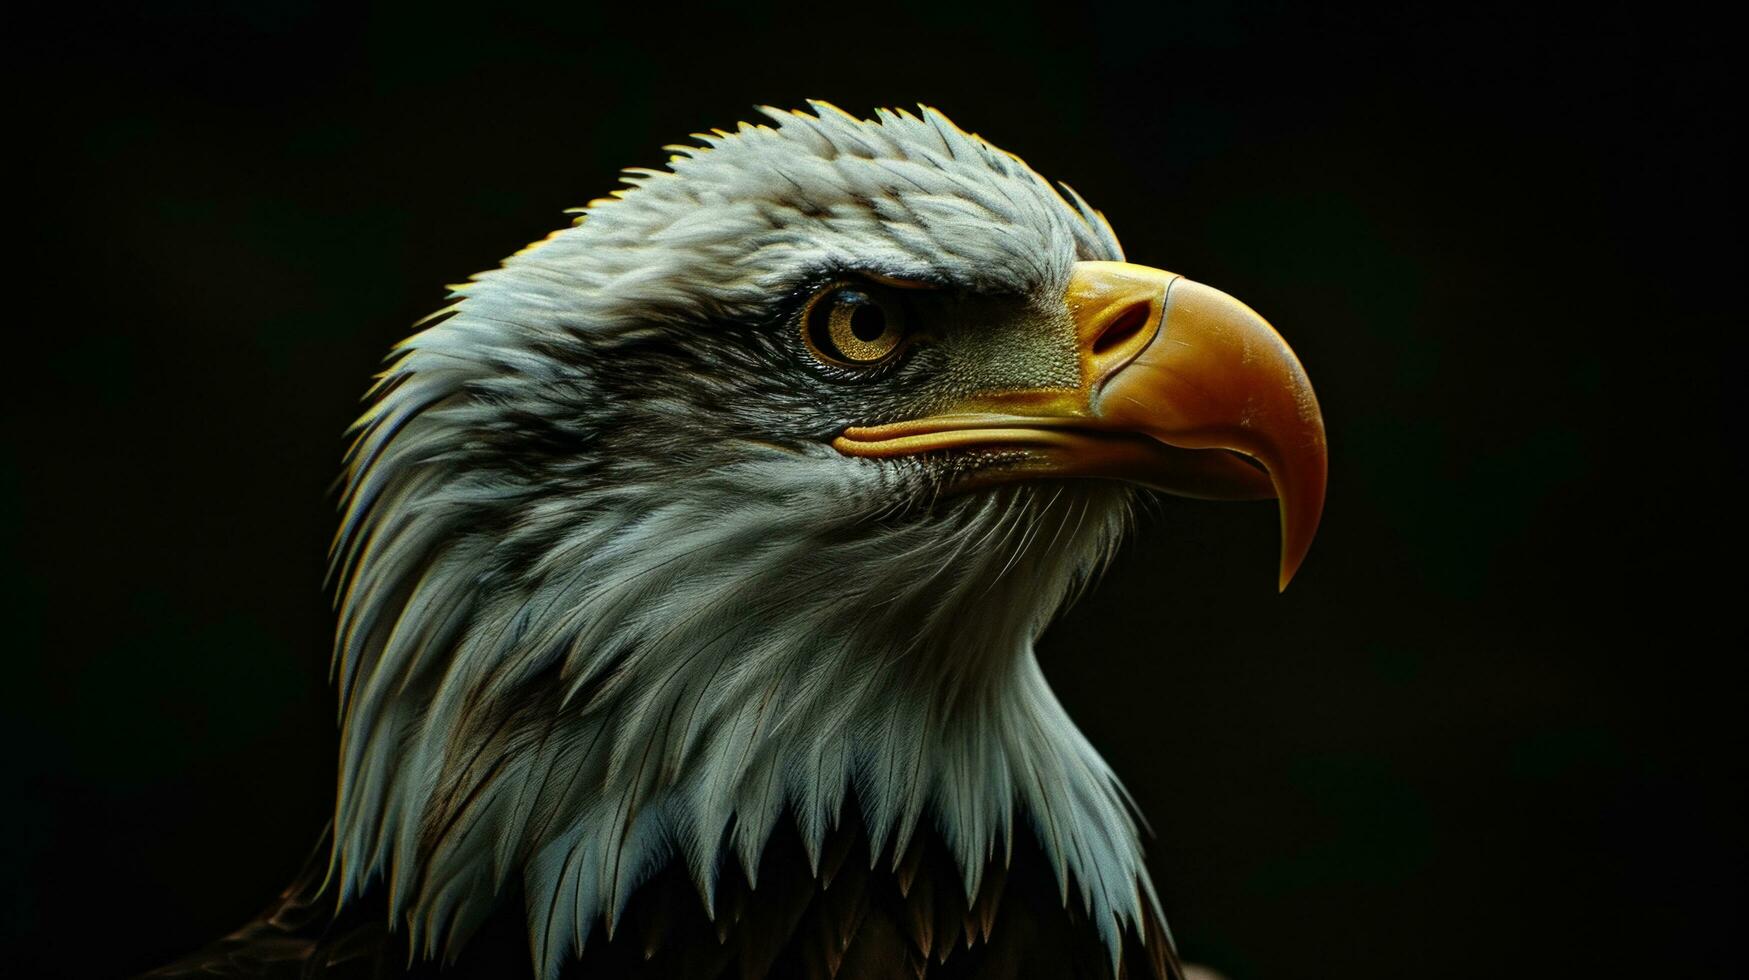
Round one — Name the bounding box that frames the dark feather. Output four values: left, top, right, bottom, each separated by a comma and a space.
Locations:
145, 812, 1179, 980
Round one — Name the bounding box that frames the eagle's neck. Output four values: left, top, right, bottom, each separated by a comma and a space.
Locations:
331, 452, 1163, 976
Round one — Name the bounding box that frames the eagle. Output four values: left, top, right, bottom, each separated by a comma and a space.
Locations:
147, 103, 1325, 980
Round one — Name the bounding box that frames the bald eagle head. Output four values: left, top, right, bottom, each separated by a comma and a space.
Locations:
328, 103, 1325, 978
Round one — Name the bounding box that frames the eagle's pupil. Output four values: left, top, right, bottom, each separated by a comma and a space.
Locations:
848, 302, 885, 342
805, 284, 904, 367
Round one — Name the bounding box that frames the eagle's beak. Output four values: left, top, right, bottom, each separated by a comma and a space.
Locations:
834, 260, 1327, 590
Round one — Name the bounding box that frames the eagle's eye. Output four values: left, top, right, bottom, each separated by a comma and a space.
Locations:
802, 283, 909, 368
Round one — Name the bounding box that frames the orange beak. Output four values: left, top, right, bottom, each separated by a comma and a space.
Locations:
833, 261, 1328, 590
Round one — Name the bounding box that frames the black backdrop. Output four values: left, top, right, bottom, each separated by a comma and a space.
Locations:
5, 3, 1737, 977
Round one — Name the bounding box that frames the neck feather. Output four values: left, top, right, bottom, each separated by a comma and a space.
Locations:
331, 448, 1162, 976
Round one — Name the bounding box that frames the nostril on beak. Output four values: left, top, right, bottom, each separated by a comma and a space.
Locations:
1067, 261, 1177, 393
1091, 301, 1152, 357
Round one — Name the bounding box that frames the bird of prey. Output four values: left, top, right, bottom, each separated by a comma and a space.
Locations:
147, 103, 1325, 980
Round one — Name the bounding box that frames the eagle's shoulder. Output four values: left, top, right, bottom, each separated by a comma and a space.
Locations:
138, 824, 388, 980
563, 807, 1179, 980
142, 814, 1178, 980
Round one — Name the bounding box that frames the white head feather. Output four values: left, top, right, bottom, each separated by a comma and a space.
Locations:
328, 103, 1162, 978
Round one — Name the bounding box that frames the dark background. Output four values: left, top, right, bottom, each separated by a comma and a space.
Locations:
5, 2, 1737, 977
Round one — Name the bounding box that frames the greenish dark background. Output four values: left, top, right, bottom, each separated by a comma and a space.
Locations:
5, 2, 1736, 977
